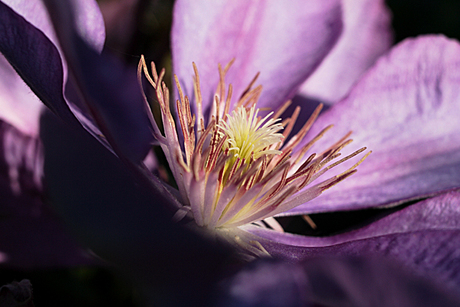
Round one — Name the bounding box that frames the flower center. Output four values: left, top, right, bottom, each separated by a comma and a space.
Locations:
218, 105, 284, 179
138, 56, 370, 238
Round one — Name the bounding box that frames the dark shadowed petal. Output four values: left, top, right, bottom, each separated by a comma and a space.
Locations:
217, 258, 310, 307
299, 0, 393, 105
288, 35, 460, 214
217, 257, 460, 307
99, 0, 139, 53
42, 0, 153, 162
40, 110, 233, 305
245, 191, 460, 293
172, 0, 342, 117
0, 119, 95, 268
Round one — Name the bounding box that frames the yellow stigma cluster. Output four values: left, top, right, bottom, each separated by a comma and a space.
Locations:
218, 105, 284, 173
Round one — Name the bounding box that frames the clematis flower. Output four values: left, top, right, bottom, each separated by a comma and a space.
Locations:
2, 0, 460, 305
169, 1, 460, 294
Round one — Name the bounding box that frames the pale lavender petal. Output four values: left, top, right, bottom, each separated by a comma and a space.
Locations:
299, 0, 393, 104
172, 0, 342, 117
0, 0, 104, 136
245, 191, 460, 292
0, 119, 96, 268
288, 35, 460, 214
0, 56, 43, 137
70, 0, 106, 52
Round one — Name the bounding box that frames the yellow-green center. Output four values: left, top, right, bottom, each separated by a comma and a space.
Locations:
218, 106, 284, 174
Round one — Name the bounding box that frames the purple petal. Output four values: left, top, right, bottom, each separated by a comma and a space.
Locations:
0, 0, 54, 137
0, 0, 104, 137
42, 0, 153, 161
2, 0, 104, 52
288, 35, 460, 214
0, 119, 95, 268
0, 1, 120, 181
219, 257, 460, 307
246, 191, 460, 292
172, 0, 342, 117
299, 0, 393, 104
0, 2, 80, 129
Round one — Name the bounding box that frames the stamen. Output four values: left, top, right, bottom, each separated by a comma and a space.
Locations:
192, 62, 205, 134
272, 99, 292, 119
302, 215, 317, 229
240, 71, 260, 100
263, 217, 285, 232
282, 103, 323, 154
281, 106, 300, 142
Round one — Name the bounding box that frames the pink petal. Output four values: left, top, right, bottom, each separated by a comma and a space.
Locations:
299, 0, 393, 104
288, 35, 460, 214
172, 0, 342, 117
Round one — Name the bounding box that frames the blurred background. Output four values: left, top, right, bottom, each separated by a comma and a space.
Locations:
2, 0, 460, 305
